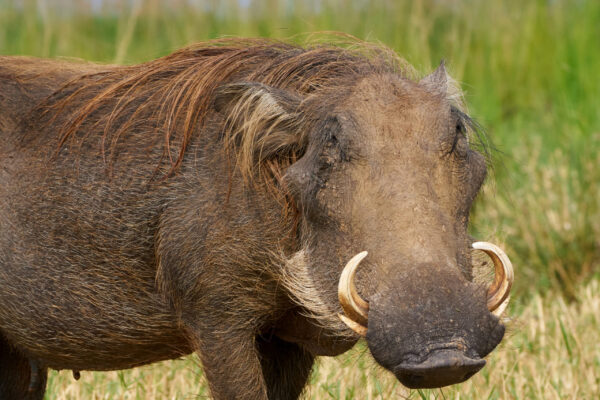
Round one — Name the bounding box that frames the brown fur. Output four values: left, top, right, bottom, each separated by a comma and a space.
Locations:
0, 37, 502, 399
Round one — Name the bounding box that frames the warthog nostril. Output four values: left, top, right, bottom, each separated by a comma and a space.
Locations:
394, 349, 486, 389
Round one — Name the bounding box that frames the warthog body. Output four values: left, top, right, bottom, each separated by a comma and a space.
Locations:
0, 39, 507, 399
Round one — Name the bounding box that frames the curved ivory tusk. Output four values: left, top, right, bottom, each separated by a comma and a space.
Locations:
472, 241, 514, 317
338, 313, 368, 336
338, 251, 369, 334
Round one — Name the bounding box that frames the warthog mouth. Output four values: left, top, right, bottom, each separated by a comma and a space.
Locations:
393, 349, 486, 388
337, 241, 514, 336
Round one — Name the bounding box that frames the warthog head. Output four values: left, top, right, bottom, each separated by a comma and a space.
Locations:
226, 62, 514, 388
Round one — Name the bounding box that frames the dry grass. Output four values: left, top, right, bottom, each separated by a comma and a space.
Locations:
472, 136, 600, 299
44, 279, 600, 400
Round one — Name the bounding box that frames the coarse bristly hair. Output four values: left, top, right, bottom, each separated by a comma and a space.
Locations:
41, 35, 490, 186
37, 35, 491, 233
42, 36, 410, 174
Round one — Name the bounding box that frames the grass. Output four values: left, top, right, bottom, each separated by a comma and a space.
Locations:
44, 279, 600, 399
473, 137, 600, 300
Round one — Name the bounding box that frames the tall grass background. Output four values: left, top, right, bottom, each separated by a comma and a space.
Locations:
1, 0, 598, 398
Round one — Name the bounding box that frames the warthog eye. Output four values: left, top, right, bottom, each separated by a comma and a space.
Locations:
449, 123, 466, 155
448, 107, 470, 157
328, 133, 339, 145
456, 121, 466, 136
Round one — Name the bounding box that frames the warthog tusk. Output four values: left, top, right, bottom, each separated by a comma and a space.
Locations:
339, 314, 368, 337
472, 241, 514, 317
338, 251, 369, 336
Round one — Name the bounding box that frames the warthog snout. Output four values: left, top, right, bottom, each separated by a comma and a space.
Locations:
394, 349, 486, 388
336, 242, 513, 388
337, 242, 514, 336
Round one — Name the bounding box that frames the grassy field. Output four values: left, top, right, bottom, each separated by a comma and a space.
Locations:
1, 0, 599, 398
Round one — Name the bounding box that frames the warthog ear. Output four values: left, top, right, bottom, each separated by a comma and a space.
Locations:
214, 82, 307, 178
419, 60, 448, 94
214, 82, 300, 115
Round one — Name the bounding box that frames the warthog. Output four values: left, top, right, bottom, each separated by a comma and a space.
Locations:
0, 39, 513, 399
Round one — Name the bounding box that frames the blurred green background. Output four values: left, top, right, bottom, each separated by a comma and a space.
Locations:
1, 1, 599, 398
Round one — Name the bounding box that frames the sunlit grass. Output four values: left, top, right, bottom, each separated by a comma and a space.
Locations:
472, 136, 600, 300
45, 279, 600, 399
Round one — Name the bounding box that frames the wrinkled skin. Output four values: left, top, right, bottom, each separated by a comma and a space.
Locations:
0, 46, 504, 400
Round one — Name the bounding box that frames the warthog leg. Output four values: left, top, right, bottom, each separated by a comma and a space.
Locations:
192, 327, 270, 399
257, 333, 314, 400
0, 334, 47, 400
189, 325, 314, 400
